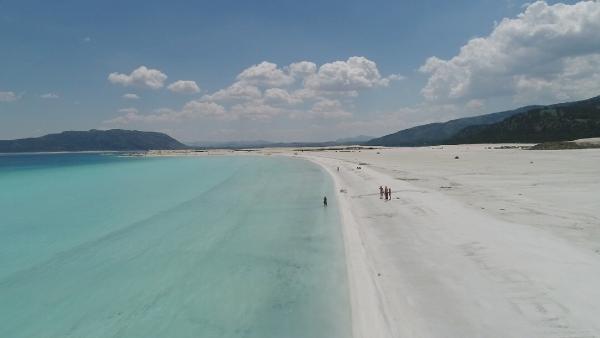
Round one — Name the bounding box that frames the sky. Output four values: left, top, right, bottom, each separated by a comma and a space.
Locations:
1, 0, 599, 142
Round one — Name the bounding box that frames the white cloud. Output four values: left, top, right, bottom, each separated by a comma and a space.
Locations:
419, 1, 600, 103
264, 88, 302, 105
229, 100, 287, 120
122, 93, 140, 100
513, 54, 600, 102
105, 56, 399, 127
236, 61, 294, 87
167, 80, 201, 94
305, 56, 390, 92
308, 99, 352, 119
40, 93, 59, 99
202, 82, 262, 101
0, 91, 19, 102
180, 100, 228, 120
288, 61, 317, 78
201, 56, 394, 109
108, 66, 167, 89
387, 73, 406, 81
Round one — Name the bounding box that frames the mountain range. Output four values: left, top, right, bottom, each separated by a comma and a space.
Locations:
447, 96, 600, 144
367, 95, 600, 146
0, 129, 188, 153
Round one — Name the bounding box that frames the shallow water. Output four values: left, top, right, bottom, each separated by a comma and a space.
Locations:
0, 153, 351, 338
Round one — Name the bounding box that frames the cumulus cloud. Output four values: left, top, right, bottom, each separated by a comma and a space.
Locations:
108, 66, 167, 89
419, 1, 600, 103
305, 56, 391, 92
122, 93, 140, 100
106, 56, 399, 125
180, 100, 228, 120
0, 91, 19, 102
236, 61, 294, 87
288, 61, 317, 78
202, 82, 262, 101
40, 93, 59, 99
264, 88, 302, 105
203, 56, 395, 104
167, 80, 201, 94
308, 99, 352, 119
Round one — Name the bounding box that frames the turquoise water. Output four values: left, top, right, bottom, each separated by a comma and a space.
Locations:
0, 153, 351, 338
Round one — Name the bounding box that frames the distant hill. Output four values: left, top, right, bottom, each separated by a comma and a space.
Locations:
365, 106, 537, 147
0, 129, 189, 153
448, 96, 600, 144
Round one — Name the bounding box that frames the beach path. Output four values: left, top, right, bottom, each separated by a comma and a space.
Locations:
305, 153, 600, 338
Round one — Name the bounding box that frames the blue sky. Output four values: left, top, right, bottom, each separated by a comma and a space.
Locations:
1, 0, 597, 142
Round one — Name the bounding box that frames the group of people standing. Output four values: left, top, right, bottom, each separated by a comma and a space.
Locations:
379, 186, 392, 200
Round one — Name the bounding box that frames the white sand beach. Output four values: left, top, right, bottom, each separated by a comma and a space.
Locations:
286, 145, 600, 338
142, 146, 600, 337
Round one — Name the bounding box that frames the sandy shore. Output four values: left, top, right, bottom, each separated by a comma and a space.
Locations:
143, 146, 600, 337
291, 145, 600, 338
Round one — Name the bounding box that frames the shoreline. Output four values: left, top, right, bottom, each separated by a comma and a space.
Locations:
305, 155, 394, 338
6, 147, 600, 337
80, 146, 600, 336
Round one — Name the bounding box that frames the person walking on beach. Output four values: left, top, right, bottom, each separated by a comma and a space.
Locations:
379, 186, 384, 199
388, 187, 392, 200
384, 186, 389, 201
323, 196, 328, 207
